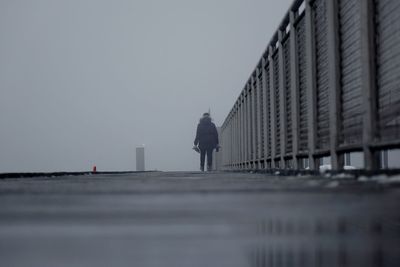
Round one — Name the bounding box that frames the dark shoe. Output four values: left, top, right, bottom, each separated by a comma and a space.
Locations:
200, 166, 204, 172
207, 165, 212, 171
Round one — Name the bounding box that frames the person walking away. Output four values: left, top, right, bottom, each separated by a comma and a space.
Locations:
193, 113, 219, 171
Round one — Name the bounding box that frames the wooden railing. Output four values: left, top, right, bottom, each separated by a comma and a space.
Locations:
220, 0, 400, 170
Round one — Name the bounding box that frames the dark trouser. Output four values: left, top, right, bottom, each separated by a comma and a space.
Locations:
200, 147, 214, 169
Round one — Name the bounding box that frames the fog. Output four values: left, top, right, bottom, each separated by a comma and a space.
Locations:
0, 0, 292, 172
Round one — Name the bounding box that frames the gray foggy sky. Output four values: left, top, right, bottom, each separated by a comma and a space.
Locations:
0, 0, 292, 172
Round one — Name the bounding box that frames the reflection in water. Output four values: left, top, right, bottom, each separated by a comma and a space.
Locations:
248, 216, 399, 267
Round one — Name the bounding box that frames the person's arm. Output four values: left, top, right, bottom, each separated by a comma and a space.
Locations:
194, 124, 200, 146
213, 124, 219, 145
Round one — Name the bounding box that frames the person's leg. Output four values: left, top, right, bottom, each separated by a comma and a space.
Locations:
200, 148, 206, 171
206, 148, 213, 171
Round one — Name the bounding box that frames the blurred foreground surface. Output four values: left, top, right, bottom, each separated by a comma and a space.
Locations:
0, 171, 399, 267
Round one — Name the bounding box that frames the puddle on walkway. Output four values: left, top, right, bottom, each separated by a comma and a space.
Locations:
0, 174, 399, 267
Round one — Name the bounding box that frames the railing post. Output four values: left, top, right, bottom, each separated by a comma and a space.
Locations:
236, 104, 239, 168
246, 85, 251, 168
289, 11, 300, 169
241, 93, 245, 168
226, 115, 230, 168
305, 0, 318, 170
231, 109, 234, 168
230, 115, 233, 167
247, 88, 250, 168
223, 125, 226, 169
220, 125, 223, 168
278, 30, 287, 168
262, 57, 269, 168
243, 92, 247, 168
256, 67, 262, 169
268, 46, 277, 168
326, 0, 344, 170
241, 93, 245, 169
232, 113, 234, 168
233, 105, 236, 168
251, 76, 257, 168
239, 95, 243, 168
225, 115, 228, 168
225, 116, 228, 168
236, 105, 239, 169
234, 105, 237, 168
239, 97, 242, 168
221, 124, 229, 169
360, 0, 379, 170
250, 82, 253, 169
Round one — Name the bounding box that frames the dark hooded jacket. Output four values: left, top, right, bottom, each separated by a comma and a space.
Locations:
194, 117, 219, 150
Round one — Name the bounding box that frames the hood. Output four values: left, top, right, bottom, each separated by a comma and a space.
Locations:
199, 116, 212, 124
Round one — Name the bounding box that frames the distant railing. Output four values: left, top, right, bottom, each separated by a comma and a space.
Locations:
219, 0, 400, 171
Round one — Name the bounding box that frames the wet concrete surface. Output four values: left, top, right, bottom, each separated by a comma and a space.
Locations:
0, 171, 399, 267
